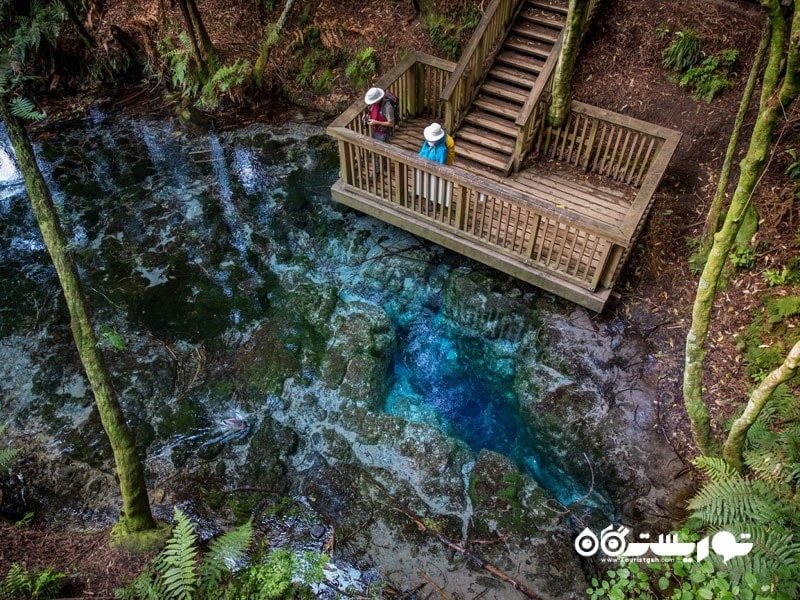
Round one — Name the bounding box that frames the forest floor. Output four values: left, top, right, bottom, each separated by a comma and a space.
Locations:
2, 0, 796, 597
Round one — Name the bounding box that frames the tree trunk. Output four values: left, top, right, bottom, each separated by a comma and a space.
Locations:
723, 341, 800, 472
547, 0, 588, 128
61, 0, 97, 50
682, 0, 800, 457
185, 0, 218, 72
254, 0, 296, 88
0, 101, 157, 534
175, 0, 208, 80
698, 21, 770, 264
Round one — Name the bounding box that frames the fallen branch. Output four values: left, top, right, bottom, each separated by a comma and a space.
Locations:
365, 474, 543, 600
419, 570, 450, 600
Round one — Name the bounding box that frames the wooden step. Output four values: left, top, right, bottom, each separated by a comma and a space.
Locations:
456, 124, 516, 154
496, 51, 546, 74
482, 79, 529, 103
472, 94, 523, 119
519, 9, 566, 30
454, 139, 510, 171
504, 36, 552, 60
526, 0, 569, 16
463, 110, 519, 137
512, 22, 560, 44
489, 65, 538, 87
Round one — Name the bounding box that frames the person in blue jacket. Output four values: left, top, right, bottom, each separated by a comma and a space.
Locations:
419, 123, 449, 164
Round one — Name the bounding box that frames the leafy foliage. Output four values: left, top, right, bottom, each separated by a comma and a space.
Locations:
226, 546, 328, 600
0, 423, 18, 472
115, 507, 329, 600
679, 48, 740, 102
763, 260, 800, 287
662, 29, 702, 71
662, 29, 738, 102
736, 295, 800, 382
0, 563, 68, 600
424, 5, 483, 61
115, 507, 253, 600
199, 59, 251, 108
345, 47, 377, 88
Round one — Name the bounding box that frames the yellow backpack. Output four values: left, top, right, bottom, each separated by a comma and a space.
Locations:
445, 134, 456, 165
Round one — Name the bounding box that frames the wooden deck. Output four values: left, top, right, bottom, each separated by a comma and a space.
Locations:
326, 0, 680, 312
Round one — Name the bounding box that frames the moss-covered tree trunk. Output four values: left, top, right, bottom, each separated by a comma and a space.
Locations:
176, 0, 218, 80
184, 0, 218, 71
547, 0, 588, 128
698, 22, 769, 264
61, 0, 96, 50
0, 102, 157, 534
254, 0, 296, 88
723, 341, 800, 472
683, 0, 800, 458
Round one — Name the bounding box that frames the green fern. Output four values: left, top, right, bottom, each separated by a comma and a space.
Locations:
115, 508, 253, 600
687, 455, 800, 596
0, 423, 17, 471
153, 508, 200, 600
1, 563, 67, 599
197, 519, 253, 596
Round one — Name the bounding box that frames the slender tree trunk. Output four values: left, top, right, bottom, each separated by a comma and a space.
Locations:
723, 341, 800, 472
548, 0, 588, 128
683, 0, 800, 457
254, 0, 296, 88
698, 22, 770, 263
61, 0, 96, 50
175, 0, 208, 79
0, 102, 157, 534
185, 0, 218, 71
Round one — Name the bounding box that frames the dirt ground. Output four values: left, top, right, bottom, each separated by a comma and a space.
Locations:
2, 0, 797, 596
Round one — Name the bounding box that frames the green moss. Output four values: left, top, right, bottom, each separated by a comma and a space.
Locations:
229, 492, 261, 525
738, 294, 800, 383
110, 520, 172, 553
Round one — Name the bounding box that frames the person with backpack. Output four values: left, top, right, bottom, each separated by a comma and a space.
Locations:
419, 123, 455, 165
417, 123, 456, 206
364, 87, 396, 142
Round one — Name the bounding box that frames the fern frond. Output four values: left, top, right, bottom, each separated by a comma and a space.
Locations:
688, 475, 785, 525
198, 520, 253, 595
153, 508, 199, 600
693, 456, 737, 482
9, 96, 45, 120
3, 563, 31, 597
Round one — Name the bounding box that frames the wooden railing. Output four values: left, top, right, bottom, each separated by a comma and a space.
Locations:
329, 51, 455, 134
329, 128, 626, 292
328, 54, 681, 306
439, 0, 520, 132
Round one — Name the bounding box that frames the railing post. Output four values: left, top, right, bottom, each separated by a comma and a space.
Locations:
455, 185, 467, 230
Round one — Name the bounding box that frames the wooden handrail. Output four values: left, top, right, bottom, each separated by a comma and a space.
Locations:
514, 34, 564, 130
440, 0, 508, 101
328, 124, 629, 246
329, 51, 455, 132
439, 0, 521, 130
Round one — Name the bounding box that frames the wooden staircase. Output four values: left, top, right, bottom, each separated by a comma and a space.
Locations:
457, 0, 568, 173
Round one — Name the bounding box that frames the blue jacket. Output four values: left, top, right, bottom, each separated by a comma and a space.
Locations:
419, 138, 448, 164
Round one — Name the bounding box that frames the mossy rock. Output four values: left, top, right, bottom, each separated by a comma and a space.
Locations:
468, 450, 550, 538
241, 417, 297, 492
443, 269, 535, 340
319, 300, 396, 406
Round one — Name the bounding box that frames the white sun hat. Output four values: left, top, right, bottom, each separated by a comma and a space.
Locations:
364, 87, 385, 105
424, 123, 445, 142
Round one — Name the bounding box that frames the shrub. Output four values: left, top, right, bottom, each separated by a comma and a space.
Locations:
345, 47, 377, 88
0, 564, 68, 600
662, 29, 702, 71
